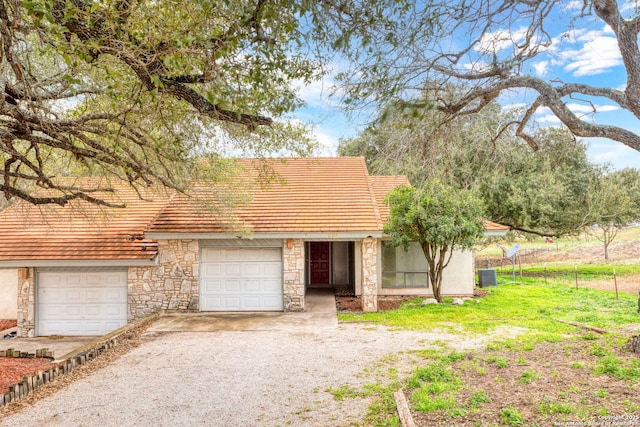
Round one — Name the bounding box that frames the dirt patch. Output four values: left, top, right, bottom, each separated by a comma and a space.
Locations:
336, 295, 416, 312
534, 239, 640, 264
409, 336, 640, 426
0, 319, 17, 332
572, 274, 640, 294
337, 290, 488, 313
0, 358, 54, 394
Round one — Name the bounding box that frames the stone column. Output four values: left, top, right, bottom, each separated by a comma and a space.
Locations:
283, 238, 305, 311
361, 238, 378, 312
128, 239, 200, 320
16, 267, 35, 337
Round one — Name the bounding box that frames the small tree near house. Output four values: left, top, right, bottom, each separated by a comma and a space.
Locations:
384, 181, 486, 303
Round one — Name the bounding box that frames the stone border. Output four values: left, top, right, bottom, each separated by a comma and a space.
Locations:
0, 348, 53, 359
0, 312, 159, 408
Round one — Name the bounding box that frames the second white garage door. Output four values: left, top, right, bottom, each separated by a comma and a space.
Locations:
37, 269, 128, 336
200, 247, 283, 311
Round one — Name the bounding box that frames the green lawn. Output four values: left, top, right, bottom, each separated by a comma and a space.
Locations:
339, 281, 639, 345
338, 279, 640, 427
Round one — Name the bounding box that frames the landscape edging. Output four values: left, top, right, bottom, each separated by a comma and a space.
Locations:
0, 312, 159, 407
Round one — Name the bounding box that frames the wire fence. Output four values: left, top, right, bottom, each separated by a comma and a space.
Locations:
476, 261, 640, 298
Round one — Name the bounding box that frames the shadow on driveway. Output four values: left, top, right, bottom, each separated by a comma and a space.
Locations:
146, 288, 338, 333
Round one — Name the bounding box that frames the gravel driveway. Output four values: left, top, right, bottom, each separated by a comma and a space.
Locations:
1, 328, 498, 427
1, 296, 500, 427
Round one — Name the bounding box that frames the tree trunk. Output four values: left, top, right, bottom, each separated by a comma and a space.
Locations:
429, 260, 442, 303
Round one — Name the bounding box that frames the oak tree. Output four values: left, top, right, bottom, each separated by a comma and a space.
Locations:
339, 98, 600, 237
587, 168, 640, 259
335, 1, 640, 154
0, 0, 322, 206
384, 181, 485, 302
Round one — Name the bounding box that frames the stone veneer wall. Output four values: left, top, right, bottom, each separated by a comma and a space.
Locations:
16, 268, 35, 337
282, 238, 305, 311
361, 238, 378, 312
128, 239, 199, 320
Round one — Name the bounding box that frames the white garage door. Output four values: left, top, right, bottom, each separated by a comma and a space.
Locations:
200, 247, 283, 311
37, 269, 128, 336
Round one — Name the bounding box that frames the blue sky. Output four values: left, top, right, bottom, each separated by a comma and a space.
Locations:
293, 1, 640, 170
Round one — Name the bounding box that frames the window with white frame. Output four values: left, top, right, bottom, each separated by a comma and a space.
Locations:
381, 241, 430, 288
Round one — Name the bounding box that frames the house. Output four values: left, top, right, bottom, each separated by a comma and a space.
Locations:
0, 268, 17, 319
0, 157, 507, 337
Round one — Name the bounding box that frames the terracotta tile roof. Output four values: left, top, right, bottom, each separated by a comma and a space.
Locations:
369, 175, 411, 220
149, 157, 405, 234
0, 179, 171, 262
0, 157, 506, 263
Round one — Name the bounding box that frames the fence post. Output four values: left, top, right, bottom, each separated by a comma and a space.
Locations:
574, 265, 578, 289
614, 269, 618, 299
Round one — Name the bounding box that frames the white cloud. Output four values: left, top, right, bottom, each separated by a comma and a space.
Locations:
561, 1, 583, 11
532, 61, 549, 77
501, 103, 528, 112
587, 138, 640, 169
557, 27, 622, 76
311, 127, 339, 156
536, 113, 562, 124
463, 60, 490, 72
564, 103, 619, 114
476, 26, 529, 54
295, 75, 343, 109
532, 102, 619, 123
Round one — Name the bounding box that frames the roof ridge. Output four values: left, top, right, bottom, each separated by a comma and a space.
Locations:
144, 188, 180, 233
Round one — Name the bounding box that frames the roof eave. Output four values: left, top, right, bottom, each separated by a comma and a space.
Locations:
0, 257, 158, 268
145, 231, 385, 240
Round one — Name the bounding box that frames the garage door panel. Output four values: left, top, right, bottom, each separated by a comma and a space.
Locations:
243, 296, 262, 309
67, 290, 83, 303
38, 270, 127, 336
261, 297, 283, 310
244, 280, 260, 292
85, 289, 102, 302
41, 321, 82, 336
66, 275, 83, 286
103, 305, 126, 317
224, 280, 241, 292
223, 297, 241, 310
86, 275, 101, 285
262, 262, 282, 275
222, 249, 241, 261
203, 263, 224, 276
103, 289, 127, 303
243, 263, 261, 276
85, 305, 102, 316
202, 279, 223, 292
224, 263, 242, 276
202, 296, 223, 310
84, 322, 108, 335
263, 279, 282, 293
201, 247, 283, 311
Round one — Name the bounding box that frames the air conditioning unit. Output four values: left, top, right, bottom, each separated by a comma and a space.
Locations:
478, 269, 497, 287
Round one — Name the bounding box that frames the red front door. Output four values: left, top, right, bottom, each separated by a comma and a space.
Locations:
310, 242, 331, 284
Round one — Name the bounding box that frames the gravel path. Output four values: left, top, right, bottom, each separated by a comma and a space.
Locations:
0, 321, 506, 427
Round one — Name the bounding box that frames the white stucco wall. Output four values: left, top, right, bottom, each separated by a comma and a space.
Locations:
0, 268, 18, 319
377, 244, 475, 297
